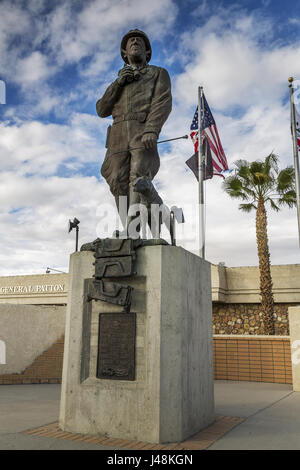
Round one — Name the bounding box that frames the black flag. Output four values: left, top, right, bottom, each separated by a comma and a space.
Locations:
185, 136, 213, 181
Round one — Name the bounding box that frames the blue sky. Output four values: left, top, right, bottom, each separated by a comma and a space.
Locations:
0, 0, 300, 274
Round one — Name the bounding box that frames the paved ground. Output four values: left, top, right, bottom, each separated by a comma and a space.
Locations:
212, 381, 299, 450
0, 381, 299, 450
0, 384, 116, 450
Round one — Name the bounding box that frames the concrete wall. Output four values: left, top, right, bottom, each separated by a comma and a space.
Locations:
288, 306, 300, 391
0, 304, 66, 374
211, 264, 300, 304
1, 264, 299, 306
0, 336, 64, 385
0, 273, 68, 305
0, 264, 299, 306
0, 340, 5, 365
0, 263, 298, 377
211, 264, 300, 336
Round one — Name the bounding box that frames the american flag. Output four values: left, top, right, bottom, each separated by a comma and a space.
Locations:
190, 93, 228, 177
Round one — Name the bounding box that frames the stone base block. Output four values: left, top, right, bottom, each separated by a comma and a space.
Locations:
289, 306, 300, 391
59, 245, 214, 443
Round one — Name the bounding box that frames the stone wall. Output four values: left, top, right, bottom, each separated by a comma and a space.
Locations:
212, 303, 296, 336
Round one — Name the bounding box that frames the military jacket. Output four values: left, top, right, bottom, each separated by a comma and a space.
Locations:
96, 65, 172, 138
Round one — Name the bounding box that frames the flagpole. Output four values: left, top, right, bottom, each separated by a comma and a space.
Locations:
198, 86, 205, 258
288, 77, 300, 246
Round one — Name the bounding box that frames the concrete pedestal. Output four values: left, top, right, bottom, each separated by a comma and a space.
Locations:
59, 245, 214, 443
288, 306, 300, 391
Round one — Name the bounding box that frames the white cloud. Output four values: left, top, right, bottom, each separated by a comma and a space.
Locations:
0, 2, 299, 274
16, 51, 55, 85
0, 113, 108, 177
0, 0, 177, 93
289, 18, 300, 26
33, 0, 178, 76
0, 171, 116, 275
174, 27, 300, 111
153, 7, 300, 266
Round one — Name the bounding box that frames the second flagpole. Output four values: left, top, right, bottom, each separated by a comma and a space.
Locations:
198, 86, 205, 258
289, 77, 300, 247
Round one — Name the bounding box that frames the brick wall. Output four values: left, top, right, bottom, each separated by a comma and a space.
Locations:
0, 336, 64, 385
212, 303, 294, 335
213, 335, 292, 384
0, 334, 293, 386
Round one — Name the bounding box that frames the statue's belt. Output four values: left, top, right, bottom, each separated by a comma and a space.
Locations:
113, 112, 147, 124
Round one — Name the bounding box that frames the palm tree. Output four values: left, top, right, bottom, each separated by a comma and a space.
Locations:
223, 153, 296, 334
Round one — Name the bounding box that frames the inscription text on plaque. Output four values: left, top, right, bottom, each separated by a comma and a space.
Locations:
97, 313, 136, 381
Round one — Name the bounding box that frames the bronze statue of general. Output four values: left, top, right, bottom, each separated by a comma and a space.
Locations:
96, 29, 172, 232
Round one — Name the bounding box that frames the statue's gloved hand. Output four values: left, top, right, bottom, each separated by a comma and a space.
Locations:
142, 132, 158, 150
117, 67, 134, 86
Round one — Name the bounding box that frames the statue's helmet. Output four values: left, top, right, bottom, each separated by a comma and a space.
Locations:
120, 29, 152, 64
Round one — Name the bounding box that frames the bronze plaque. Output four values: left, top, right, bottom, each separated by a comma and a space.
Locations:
97, 313, 136, 381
